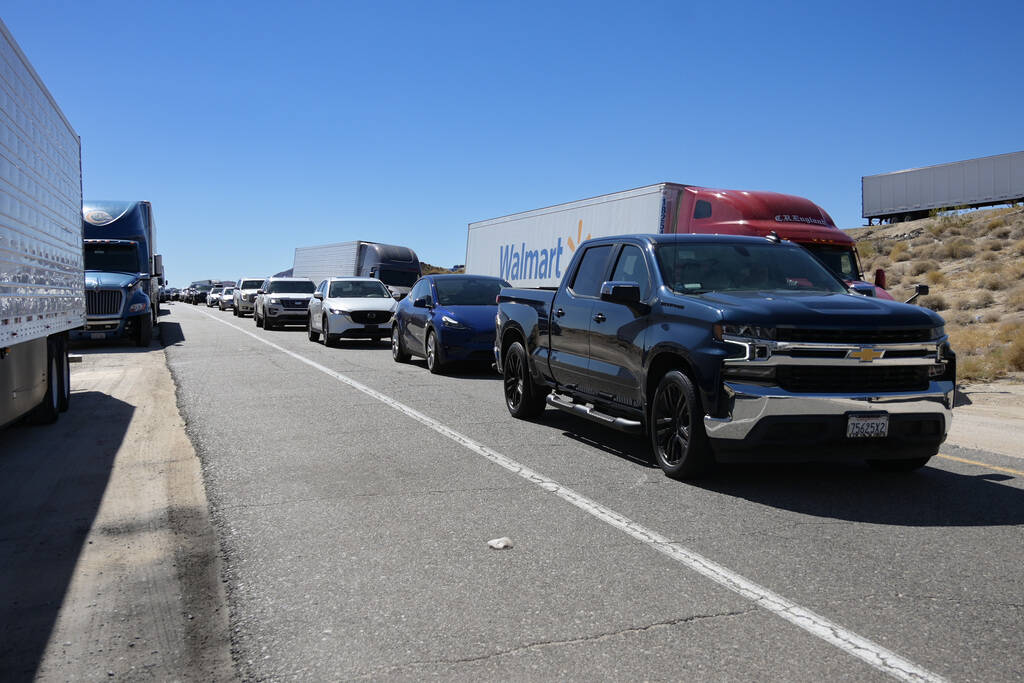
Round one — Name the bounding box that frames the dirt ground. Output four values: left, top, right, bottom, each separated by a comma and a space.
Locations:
947, 380, 1024, 459
0, 343, 233, 682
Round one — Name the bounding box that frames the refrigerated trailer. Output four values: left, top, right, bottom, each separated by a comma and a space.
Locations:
862, 151, 1024, 223
0, 19, 84, 428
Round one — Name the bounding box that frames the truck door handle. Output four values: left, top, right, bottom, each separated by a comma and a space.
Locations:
593, 313, 606, 323
555, 308, 565, 317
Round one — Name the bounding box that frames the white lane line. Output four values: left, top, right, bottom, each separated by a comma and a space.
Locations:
199, 311, 946, 683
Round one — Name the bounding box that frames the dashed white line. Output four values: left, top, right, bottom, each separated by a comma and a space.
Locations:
199, 310, 947, 682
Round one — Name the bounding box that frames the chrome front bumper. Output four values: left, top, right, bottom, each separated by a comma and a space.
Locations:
704, 380, 955, 441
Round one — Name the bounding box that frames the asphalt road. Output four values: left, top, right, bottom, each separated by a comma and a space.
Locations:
163, 302, 1023, 682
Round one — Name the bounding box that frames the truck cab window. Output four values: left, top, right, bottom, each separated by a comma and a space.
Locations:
694, 200, 712, 219
569, 245, 612, 298
610, 245, 651, 299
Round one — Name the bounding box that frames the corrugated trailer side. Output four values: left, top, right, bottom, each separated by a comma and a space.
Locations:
0, 18, 83, 426
292, 241, 361, 284
863, 151, 1024, 221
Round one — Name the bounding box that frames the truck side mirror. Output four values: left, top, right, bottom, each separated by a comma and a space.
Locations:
313, 291, 324, 300
849, 282, 875, 297
905, 283, 930, 304
600, 281, 641, 304
874, 268, 887, 290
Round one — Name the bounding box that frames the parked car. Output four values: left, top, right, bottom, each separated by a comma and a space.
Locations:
233, 277, 266, 317
307, 277, 397, 346
207, 286, 224, 307
218, 287, 235, 311
254, 277, 316, 329
391, 274, 509, 373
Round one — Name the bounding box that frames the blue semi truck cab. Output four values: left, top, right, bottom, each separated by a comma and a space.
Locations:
74, 200, 162, 346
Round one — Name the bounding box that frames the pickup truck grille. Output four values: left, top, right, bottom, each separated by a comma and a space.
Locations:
86, 290, 123, 315
776, 365, 930, 393
281, 299, 310, 309
775, 328, 933, 343
350, 310, 392, 324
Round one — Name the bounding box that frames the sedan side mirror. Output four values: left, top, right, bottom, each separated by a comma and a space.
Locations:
413, 295, 431, 308
393, 292, 403, 300
600, 281, 641, 304
313, 291, 324, 300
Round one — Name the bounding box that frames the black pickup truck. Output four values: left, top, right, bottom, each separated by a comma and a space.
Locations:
495, 234, 956, 479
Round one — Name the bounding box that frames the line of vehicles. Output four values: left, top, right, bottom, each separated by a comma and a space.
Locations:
1, 17, 956, 475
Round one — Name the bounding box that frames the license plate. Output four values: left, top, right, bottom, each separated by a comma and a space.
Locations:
847, 414, 889, 438
90, 332, 105, 340
365, 323, 379, 329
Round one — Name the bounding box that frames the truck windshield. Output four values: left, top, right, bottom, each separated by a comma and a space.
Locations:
655, 243, 847, 294
329, 281, 391, 298
84, 243, 140, 273
434, 277, 508, 306
268, 281, 315, 294
377, 269, 419, 287
240, 279, 264, 289
802, 244, 860, 281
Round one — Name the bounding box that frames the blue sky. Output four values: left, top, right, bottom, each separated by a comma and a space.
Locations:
4, 1, 1022, 287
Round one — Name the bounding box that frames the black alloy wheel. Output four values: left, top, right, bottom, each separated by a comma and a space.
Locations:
502, 341, 546, 418
649, 370, 712, 479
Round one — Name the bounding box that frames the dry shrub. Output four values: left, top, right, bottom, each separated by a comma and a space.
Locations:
926, 270, 946, 285
978, 251, 998, 262
912, 243, 938, 259
885, 270, 902, 287
910, 260, 938, 276
1011, 239, 1024, 256
982, 311, 1001, 324
937, 237, 976, 259
919, 294, 948, 311
1006, 286, 1024, 311
974, 290, 995, 308
979, 274, 1006, 291
988, 216, 1007, 230
953, 296, 972, 311
997, 321, 1024, 343
889, 242, 911, 261
857, 241, 877, 258
992, 226, 1012, 239
958, 354, 1003, 381
981, 239, 1004, 252
1009, 338, 1024, 371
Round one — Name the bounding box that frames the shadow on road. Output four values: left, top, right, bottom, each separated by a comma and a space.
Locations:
0, 391, 133, 681
159, 321, 186, 347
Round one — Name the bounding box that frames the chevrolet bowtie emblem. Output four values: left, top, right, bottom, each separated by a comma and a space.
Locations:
848, 347, 884, 362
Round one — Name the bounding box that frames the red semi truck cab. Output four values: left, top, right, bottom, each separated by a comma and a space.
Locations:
668, 186, 891, 299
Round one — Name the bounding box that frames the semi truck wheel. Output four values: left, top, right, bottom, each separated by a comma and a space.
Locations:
27, 342, 60, 424
135, 315, 153, 347
502, 341, 546, 418
57, 334, 70, 412
649, 370, 712, 479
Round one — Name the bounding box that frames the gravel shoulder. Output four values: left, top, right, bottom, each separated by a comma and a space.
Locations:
0, 339, 233, 682
947, 381, 1024, 459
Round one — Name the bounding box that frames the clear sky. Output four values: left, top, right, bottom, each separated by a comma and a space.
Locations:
4, 1, 1022, 288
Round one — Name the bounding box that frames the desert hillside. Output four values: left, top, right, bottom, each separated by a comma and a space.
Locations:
846, 206, 1024, 380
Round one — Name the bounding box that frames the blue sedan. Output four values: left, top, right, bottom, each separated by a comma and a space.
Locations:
391, 274, 509, 373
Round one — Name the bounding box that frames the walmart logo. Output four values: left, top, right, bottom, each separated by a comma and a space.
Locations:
497, 220, 591, 281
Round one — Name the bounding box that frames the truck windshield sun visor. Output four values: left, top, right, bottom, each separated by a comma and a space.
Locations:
655, 243, 848, 295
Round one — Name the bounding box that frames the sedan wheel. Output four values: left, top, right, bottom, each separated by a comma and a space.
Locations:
425, 330, 443, 374
307, 315, 319, 342
392, 325, 410, 362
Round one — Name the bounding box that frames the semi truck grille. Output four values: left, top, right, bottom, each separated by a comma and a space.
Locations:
86, 290, 124, 315
776, 365, 930, 393
775, 328, 934, 343
350, 310, 392, 324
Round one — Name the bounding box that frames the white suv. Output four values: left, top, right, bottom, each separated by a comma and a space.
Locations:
254, 277, 316, 330
307, 277, 397, 346
233, 277, 266, 317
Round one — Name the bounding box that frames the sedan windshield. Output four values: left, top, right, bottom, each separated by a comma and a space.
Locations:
84, 243, 140, 273
329, 280, 391, 298
434, 277, 508, 306
268, 280, 315, 294
655, 243, 847, 295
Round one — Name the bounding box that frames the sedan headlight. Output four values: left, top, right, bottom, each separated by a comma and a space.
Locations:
441, 314, 467, 329
328, 307, 348, 315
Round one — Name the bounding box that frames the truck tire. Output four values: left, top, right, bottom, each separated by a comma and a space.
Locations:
27, 343, 60, 424
866, 455, 932, 472
57, 334, 70, 412
425, 330, 444, 374
392, 325, 410, 362
135, 315, 153, 347
649, 370, 712, 479
255, 309, 264, 328
503, 341, 546, 418
307, 315, 319, 342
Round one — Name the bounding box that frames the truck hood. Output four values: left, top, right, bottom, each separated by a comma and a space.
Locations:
436, 305, 498, 330
85, 271, 142, 289
691, 290, 943, 328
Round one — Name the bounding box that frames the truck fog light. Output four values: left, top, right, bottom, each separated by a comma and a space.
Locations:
928, 363, 945, 377
722, 365, 776, 382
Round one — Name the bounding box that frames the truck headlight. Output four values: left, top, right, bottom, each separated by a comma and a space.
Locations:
442, 315, 467, 329
930, 325, 945, 340
269, 297, 281, 304
715, 323, 775, 341
128, 302, 146, 313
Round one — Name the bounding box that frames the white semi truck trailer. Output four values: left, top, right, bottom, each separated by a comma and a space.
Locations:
0, 19, 84, 428
862, 151, 1024, 223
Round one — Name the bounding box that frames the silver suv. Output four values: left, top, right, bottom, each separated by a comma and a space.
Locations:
233, 277, 266, 317
254, 277, 316, 330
